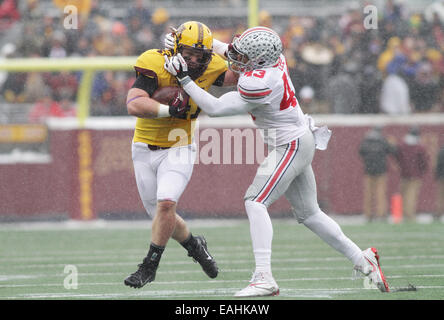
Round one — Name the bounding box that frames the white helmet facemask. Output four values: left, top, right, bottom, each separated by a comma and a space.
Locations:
227, 27, 283, 73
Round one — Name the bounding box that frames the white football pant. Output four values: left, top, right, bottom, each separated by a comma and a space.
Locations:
244, 130, 364, 272
132, 141, 196, 217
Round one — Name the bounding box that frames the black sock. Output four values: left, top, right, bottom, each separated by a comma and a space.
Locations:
180, 233, 198, 252
146, 243, 165, 266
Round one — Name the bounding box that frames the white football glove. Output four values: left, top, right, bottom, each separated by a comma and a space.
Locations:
163, 53, 191, 85
164, 32, 175, 50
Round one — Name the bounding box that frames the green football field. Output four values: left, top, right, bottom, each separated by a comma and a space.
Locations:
1, 218, 443, 300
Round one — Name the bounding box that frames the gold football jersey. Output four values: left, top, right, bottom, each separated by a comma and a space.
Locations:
132, 49, 227, 147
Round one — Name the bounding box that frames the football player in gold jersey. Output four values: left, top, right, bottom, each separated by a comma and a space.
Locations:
124, 21, 238, 288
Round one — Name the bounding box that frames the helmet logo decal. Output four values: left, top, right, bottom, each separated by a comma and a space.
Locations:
197, 22, 204, 48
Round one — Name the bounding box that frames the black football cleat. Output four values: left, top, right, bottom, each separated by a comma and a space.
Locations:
187, 236, 219, 278
124, 257, 157, 289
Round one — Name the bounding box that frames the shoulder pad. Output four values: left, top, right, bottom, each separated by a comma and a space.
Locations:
134, 49, 165, 78
237, 75, 272, 103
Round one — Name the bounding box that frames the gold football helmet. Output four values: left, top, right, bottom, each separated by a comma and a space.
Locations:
172, 21, 213, 79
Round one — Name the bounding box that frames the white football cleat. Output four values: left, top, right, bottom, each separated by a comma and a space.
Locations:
355, 247, 390, 292
234, 271, 280, 297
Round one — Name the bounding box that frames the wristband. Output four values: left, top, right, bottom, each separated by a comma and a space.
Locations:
156, 103, 170, 118
178, 75, 192, 86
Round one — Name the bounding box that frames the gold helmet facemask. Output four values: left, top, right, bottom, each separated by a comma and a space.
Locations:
172, 21, 213, 80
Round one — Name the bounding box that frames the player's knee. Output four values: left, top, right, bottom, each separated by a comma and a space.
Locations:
244, 185, 264, 204
292, 204, 320, 223
244, 182, 258, 200
244, 199, 266, 208
244, 194, 254, 203
157, 200, 176, 214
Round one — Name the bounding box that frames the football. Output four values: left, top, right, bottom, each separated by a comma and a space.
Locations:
151, 86, 189, 104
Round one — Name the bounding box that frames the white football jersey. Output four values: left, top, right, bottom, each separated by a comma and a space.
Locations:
237, 54, 308, 146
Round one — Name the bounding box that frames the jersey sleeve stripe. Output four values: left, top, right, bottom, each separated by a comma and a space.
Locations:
238, 86, 272, 98
240, 94, 268, 100
238, 84, 271, 92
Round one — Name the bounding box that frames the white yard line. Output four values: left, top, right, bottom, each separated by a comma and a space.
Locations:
0, 216, 442, 231
4, 285, 443, 300
1, 274, 443, 288
2, 270, 443, 299
0, 219, 247, 231
0, 275, 40, 281
2, 265, 444, 287
3, 253, 444, 264
2, 242, 444, 259
5, 255, 444, 270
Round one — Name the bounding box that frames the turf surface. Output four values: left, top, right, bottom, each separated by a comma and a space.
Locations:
1, 219, 443, 300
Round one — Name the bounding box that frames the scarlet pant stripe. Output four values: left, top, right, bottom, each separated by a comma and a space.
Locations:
254, 140, 298, 204
253, 143, 292, 202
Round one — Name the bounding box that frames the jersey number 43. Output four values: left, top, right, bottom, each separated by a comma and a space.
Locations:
280, 73, 297, 111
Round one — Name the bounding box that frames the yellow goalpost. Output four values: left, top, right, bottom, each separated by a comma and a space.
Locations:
0, 56, 137, 126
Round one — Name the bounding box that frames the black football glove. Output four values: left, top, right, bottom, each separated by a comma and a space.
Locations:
168, 90, 190, 119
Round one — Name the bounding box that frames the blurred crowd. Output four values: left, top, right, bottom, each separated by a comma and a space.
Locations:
279, 0, 444, 115
0, 0, 444, 120
0, 0, 170, 119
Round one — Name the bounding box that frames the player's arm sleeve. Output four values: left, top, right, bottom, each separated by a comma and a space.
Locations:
213, 39, 229, 58
132, 64, 159, 96
131, 73, 158, 96
182, 80, 258, 117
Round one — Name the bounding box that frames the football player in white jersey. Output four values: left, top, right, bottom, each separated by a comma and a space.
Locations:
164, 26, 390, 297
